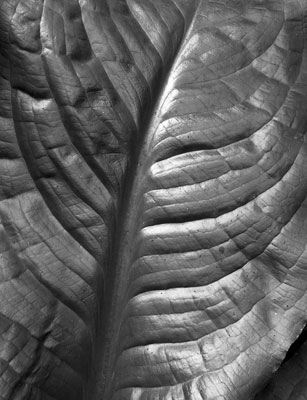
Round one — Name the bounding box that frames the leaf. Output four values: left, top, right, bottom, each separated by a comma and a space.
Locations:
1, 0, 307, 399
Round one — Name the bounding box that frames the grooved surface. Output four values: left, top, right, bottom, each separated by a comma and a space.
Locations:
1, 1, 307, 399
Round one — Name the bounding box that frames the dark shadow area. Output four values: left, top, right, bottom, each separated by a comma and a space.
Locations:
283, 324, 307, 364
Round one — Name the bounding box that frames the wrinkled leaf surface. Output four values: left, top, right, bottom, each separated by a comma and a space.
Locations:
1, 0, 307, 399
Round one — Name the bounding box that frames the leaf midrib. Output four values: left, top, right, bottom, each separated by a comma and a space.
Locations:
93, 2, 202, 398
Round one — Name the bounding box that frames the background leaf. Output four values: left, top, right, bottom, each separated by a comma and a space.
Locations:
255, 328, 307, 400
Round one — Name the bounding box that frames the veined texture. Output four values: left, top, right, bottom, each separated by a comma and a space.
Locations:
0, 1, 307, 399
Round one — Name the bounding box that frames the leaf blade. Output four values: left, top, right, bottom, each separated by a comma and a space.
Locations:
105, 1, 307, 399
2, 0, 307, 399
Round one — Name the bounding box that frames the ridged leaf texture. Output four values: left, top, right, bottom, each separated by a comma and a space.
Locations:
1, 0, 307, 399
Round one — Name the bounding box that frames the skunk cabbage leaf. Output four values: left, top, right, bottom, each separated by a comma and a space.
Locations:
1, 0, 307, 399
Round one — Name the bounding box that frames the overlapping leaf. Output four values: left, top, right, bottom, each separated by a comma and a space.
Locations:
256, 328, 307, 399
1, 0, 307, 399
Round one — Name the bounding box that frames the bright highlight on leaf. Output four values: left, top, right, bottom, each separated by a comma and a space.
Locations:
0, 0, 307, 399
